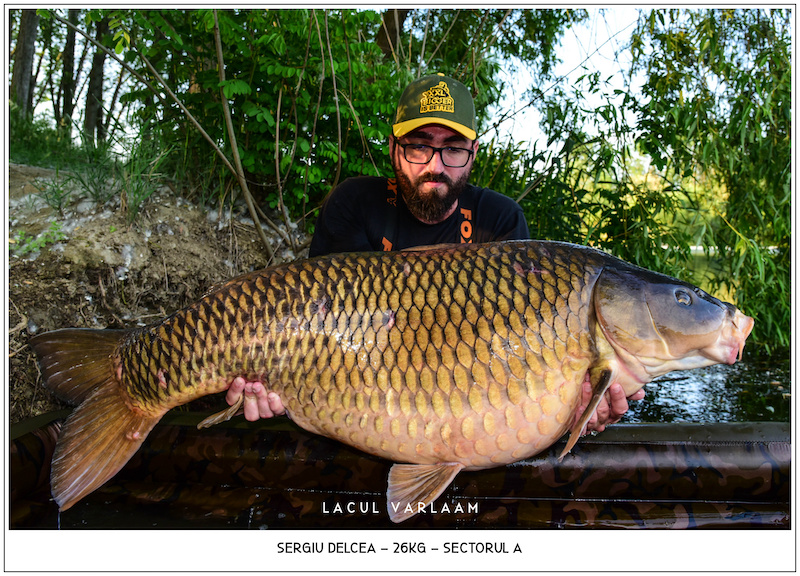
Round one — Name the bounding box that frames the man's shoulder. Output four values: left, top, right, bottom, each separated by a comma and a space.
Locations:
464, 184, 522, 209
318, 175, 394, 221
334, 175, 390, 195
323, 176, 391, 211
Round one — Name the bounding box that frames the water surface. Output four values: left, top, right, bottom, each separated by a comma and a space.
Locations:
623, 355, 791, 423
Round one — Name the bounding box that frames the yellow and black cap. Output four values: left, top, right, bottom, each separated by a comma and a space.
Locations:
392, 73, 477, 141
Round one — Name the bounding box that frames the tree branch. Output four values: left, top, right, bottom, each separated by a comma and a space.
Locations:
417, 10, 431, 76
51, 9, 279, 259
272, 86, 298, 252
428, 11, 461, 67
320, 11, 343, 189
212, 9, 274, 260
337, 89, 379, 175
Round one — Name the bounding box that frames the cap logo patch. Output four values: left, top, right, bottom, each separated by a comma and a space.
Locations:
420, 81, 454, 115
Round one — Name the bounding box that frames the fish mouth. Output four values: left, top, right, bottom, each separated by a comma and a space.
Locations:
707, 309, 755, 365
733, 310, 755, 361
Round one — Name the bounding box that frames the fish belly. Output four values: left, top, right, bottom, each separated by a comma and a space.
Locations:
287, 369, 589, 470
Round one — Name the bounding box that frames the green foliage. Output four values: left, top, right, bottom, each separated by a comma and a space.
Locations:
403, 10, 586, 126
527, 65, 693, 278
8, 103, 82, 167
119, 134, 172, 222
115, 9, 397, 218
68, 137, 120, 204
10, 222, 66, 256
32, 169, 72, 213
105, 9, 581, 222
25, 8, 582, 226
629, 9, 791, 350
9, 100, 164, 222
510, 8, 790, 350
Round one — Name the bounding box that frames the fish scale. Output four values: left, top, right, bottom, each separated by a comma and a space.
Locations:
29, 240, 754, 522
136, 243, 593, 471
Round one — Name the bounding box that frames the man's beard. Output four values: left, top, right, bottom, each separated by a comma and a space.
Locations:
392, 157, 470, 224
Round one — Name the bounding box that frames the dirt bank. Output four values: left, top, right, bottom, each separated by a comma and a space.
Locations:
8, 163, 307, 424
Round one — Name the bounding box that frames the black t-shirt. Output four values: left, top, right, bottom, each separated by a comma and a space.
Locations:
308, 176, 529, 257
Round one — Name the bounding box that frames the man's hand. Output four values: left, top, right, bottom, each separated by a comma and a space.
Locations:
579, 374, 645, 435
225, 373, 644, 431
226, 377, 286, 421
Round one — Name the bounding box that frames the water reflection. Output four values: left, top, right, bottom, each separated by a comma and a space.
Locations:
624, 355, 791, 423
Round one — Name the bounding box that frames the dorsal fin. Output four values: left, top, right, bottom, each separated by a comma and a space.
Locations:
386, 462, 464, 523
401, 243, 463, 253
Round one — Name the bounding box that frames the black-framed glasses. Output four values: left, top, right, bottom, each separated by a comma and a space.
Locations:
398, 143, 474, 168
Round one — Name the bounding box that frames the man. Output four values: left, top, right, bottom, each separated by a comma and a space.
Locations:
226, 73, 642, 432
307, 73, 528, 256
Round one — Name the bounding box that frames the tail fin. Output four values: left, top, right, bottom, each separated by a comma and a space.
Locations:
29, 329, 162, 511
29, 328, 129, 404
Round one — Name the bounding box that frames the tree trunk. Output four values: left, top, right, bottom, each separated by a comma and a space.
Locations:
9, 11, 15, 57
376, 9, 410, 61
30, 17, 49, 114
9, 9, 39, 116
59, 8, 79, 139
84, 17, 109, 145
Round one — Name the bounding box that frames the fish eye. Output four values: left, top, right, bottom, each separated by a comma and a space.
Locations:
675, 289, 692, 306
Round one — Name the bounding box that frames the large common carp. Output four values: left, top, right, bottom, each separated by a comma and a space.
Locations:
30, 240, 753, 522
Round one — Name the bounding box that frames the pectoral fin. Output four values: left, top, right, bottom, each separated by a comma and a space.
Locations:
386, 462, 464, 523
559, 369, 614, 460
197, 394, 244, 429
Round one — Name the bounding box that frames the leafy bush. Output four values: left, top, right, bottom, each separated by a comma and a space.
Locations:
9, 103, 82, 168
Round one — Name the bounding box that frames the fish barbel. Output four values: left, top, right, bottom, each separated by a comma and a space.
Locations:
30, 240, 754, 522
